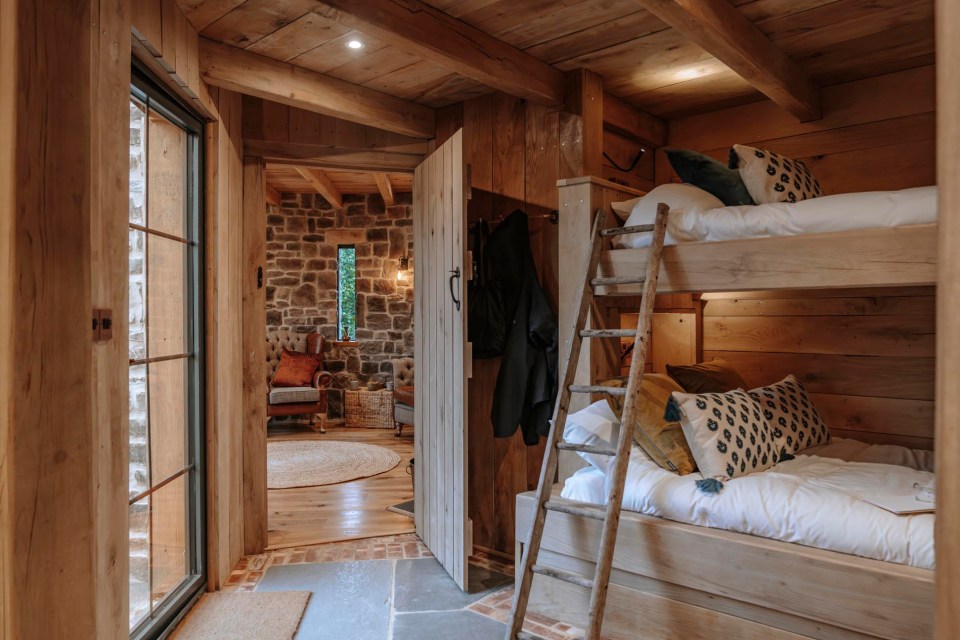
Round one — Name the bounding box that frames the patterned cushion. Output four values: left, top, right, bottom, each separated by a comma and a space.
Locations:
672, 389, 779, 480
598, 374, 697, 475
269, 386, 320, 405
272, 349, 320, 387
729, 144, 823, 204
749, 375, 830, 455
395, 385, 415, 407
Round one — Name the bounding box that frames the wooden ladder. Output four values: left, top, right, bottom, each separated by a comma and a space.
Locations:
505, 203, 670, 640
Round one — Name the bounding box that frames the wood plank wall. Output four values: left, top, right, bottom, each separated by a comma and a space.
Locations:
655, 65, 937, 450
436, 93, 564, 556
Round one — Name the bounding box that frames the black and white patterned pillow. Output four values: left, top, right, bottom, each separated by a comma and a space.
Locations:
749, 375, 830, 455
729, 144, 823, 205
672, 389, 778, 480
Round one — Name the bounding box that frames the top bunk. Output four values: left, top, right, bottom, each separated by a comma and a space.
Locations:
557, 176, 938, 295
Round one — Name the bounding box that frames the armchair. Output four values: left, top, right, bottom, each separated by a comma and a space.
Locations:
266, 331, 333, 433
392, 357, 415, 437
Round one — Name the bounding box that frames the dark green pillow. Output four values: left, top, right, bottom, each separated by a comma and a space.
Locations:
666, 149, 754, 206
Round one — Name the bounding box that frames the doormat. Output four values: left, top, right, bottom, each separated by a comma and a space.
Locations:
169, 591, 310, 640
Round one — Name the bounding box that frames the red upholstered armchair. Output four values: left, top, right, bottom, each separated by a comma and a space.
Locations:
265, 331, 333, 433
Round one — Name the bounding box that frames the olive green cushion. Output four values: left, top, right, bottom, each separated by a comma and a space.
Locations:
598, 374, 697, 475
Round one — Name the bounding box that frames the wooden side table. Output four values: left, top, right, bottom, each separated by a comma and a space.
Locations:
344, 389, 394, 429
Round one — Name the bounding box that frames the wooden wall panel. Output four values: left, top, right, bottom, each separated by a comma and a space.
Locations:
1, 1, 130, 637
202, 86, 246, 586
702, 287, 936, 449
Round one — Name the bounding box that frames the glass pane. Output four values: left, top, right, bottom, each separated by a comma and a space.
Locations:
129, 98, 146, 226
129, 495, 151, 630
147, 235, 186, 356
148, 358, 187, 483
149, 474, 189, 607
147, 108, 187, 238
129, 229, 147, 361
129, 363, 149, 499
338, 246, 356, 340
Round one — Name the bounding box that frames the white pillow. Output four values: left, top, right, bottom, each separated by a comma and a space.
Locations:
613, 184, 724, 248
561, 401, 620, 473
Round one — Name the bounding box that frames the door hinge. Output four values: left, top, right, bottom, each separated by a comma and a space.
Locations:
93, 308, 113, 342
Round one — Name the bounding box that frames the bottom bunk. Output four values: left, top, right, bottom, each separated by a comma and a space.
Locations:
515, 487, 932, 640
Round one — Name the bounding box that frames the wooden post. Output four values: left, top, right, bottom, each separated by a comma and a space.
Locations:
242, 155, 268, 554
1, 1, 130, 637
936, 0, 960, 636
560, 68, 604, 179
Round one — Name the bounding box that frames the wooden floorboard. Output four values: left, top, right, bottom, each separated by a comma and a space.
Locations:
266, 424, 415, 550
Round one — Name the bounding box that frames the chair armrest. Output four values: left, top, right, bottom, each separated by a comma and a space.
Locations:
313, 371, 333, 390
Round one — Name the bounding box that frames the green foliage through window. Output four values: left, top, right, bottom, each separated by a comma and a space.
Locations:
338, 245, 357, 341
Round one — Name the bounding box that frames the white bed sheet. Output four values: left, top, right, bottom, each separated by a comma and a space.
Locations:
560, 401, 935, 569
616, 185, 937, 248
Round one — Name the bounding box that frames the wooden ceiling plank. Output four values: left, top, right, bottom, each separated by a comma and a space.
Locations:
374, 173, 395, 206
313, 0, 566, 105
295, 167, 344, 208
633, 0, 822, 121
603, 93, 667, 147
199, 38, 435, 138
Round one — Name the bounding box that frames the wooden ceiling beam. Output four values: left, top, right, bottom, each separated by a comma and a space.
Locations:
245, 140, 423, 172
633, 0, 822, 121
295, 167, 343, 208
265, 183, 281, 207
313, 0, 566, 105
374, 173, 395, 206
603, 93, 667, 148
199, 38, 436, 138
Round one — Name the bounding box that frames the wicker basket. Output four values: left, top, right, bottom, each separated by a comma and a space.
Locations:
344, 389, 394, 429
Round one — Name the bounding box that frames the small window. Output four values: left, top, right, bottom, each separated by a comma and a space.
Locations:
337, 245, 357, 341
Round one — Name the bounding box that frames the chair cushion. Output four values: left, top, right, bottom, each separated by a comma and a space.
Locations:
395, 385, 415, 407
272, 349, 320, 387
269, 386, 321, 405
395, 403, 415, 425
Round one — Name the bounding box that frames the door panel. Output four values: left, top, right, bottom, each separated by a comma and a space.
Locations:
414, 130, 470, 589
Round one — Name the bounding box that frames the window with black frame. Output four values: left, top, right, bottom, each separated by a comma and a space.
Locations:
128, 68, 205, 640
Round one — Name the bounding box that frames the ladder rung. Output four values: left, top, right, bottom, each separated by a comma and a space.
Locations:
531, 564, 595, 589
569, 384, 626, 396
556, 441, 617, 456
591, 275, 646, 287
545, 500, 607, 521
516, 632, 549, 640
579, 328, 635, 338
600, 223, 655, 237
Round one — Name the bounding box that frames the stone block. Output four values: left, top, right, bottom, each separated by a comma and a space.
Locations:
366, 313, 392, 330
291, 283, 317, 306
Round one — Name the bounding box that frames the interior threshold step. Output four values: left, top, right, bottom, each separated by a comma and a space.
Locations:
516, 631, 550, 640
544, 500, 607, 520
579, 328, 635, 338
591, 275, 646, 287
531, 564, 595, 589
600, 223, 655, 236
569, 384, 626, 395
556, 441, 617, 456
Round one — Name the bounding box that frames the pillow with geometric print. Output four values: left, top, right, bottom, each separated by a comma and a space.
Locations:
748, 375, 830, 456
729, 144, 823, 205
670, 389, 779, 481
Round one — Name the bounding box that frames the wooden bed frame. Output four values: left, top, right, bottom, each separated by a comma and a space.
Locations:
544, 175, 937, 639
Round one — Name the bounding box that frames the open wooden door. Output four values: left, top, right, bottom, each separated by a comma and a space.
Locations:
413, 129, 470, 589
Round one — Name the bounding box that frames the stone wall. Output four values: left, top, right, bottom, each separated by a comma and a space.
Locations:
266, 191, 414, 418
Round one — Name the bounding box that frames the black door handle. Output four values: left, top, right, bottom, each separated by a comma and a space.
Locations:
449, 267, 461, 311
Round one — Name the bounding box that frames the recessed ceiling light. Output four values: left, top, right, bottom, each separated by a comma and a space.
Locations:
346, 39, 364, 49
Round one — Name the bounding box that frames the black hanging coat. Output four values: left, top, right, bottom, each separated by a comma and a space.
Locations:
485, 211, 559, 445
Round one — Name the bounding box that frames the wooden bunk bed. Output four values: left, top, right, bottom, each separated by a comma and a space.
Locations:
516, 175, 937, 640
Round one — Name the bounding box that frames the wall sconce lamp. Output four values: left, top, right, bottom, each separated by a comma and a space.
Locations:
397, 255, 410, 281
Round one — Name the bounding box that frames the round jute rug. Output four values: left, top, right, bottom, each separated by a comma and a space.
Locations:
267, 440, 401, 489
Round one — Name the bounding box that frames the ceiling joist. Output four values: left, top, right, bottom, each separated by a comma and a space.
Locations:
634, 0, 822, 121
374, 173, 395, 206
295, 167, 343, 208
313, 0, 566, 105
245, 140, 423, 173
199, 38, 436, 138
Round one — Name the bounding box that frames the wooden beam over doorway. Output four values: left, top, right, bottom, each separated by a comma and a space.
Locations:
633, 0, 822, 121
374, 173, 395, 206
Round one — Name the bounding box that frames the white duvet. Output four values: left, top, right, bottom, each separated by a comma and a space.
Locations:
561, 401, 935, 569
616, 185, 937, 248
